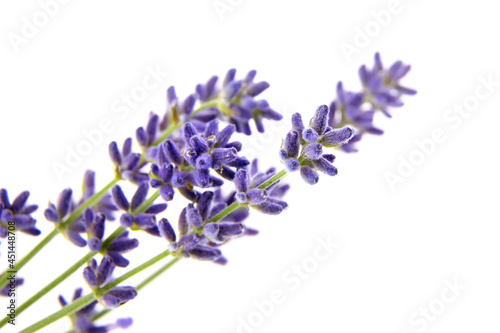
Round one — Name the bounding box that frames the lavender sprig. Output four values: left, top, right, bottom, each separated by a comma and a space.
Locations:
0, 54, 415, 332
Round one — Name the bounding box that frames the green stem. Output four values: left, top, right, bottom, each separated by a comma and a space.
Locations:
61, 177, 121, 229
91, 257, 181, 323
0, 228, 58, 288
20, 293, 96, 333
150, 99, 219, 147
257, 168, 288, 190
0, 177, 120, 290
25, 166, 290, 331
0, 190, 161, 328
0, 251, 96, 328
21, 250, 174, 333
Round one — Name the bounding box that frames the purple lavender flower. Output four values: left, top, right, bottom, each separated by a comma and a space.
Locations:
0, 189, 39, 238
181, 121, 249, 178
78, 170, 118, 221
111, 183, 164, 236
359, 52, 416, 116
103, 230, 139, 267
59, 288, 133, 332
83, 256, 138, 309
44, 189, 88, 247
109, 138, 149, 184
195, 69, 283, 134
328, 53, 416, 152
160, 86, 219, 133
280, 105, 354, 185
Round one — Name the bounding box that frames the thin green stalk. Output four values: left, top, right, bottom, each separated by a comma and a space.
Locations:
60, 177, 121, 229
90, 257, 181, 324
27, 166, 291, 330
0, 251, 96, 328
151, 99, 219, 147
21, 250, 173, 333
0, 190, 161, 328
19, 293, 96, 333
0, 228, 58, 287
257, 168, 288, 190
0, 177, 120, 290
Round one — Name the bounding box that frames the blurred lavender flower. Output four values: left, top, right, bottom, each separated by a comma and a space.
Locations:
78, 170, 118, 221
0, 189, 39, 238
329, 53, 416, 152
192, 69, 283, 134
359, 52, 416, 115
59, 288, 133, 332
160, 86, 219, 134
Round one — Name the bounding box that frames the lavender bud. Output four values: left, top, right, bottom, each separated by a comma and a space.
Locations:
159, 184, 175, 202
178, 208, 188, 236
57, 189, 72, 218
183, 148, 198, 166
65, 230, 87, 247
212, 147, 238, 164
179, 234, 201, 251
196, 153, 213, 170
163, 140, 183, 165
203, 223, 219, 239
189, 135, 209, 154
112, 186, 130, 211
146, 113, 159, 142
234, 169, 248, 193
310, 105, 329, 135
303, 143, 323, 160
188, 246, 221, 261
108, 142, 122, 165
187, 205, 202, 228
302, 127, 319, 143
291, 113, 305, 141
246, 189, 268, 205
83, 267, 97, 289
320, 126, 354, 147
246, 81, 269, 96
322, 154, 336, 163
284, 158, 300, 172
300, 166, 319, 185
158, 218, 176, 242
284, 130, 300, 157
135, 127, 148, 147
215, 125, 236, 148
120, 213, 134, 228
130, 182, 148, 211
96, 256, 115, 286
107, 238, 139, 253
313, 157, 338, 176
219, 223, 245, 237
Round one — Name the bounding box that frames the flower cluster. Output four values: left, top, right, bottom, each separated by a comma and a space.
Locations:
44, 171, 118, 247
194, 69, 283, 134
83, 256, 138, 308
328, 52, 416, 152
59, 288, 132, 332
280, 105, 354, 184
0, 189, 39, 239
0, 56, 416, 332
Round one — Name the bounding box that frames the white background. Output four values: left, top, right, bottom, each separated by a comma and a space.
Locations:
1, 1, 499, 332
